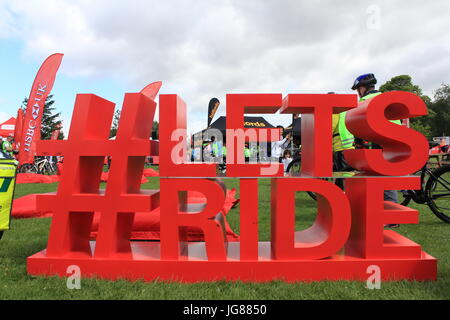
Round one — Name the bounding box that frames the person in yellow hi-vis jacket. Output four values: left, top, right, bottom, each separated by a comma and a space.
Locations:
351, 73, 402, 228
0, 159, 17, 240
332, 108, 356, 190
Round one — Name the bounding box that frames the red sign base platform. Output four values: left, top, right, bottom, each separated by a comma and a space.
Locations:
28, 231, 436, 282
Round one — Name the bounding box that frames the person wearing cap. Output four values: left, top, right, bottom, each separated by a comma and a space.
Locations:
351, 73, 402, 228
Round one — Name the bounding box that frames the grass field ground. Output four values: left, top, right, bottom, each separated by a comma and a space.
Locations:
1, 170, 449, 300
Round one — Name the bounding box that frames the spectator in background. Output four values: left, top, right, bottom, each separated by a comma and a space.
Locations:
203, 140, 213, 162
282, 149, 293, 173
244, 142, 251, 163
271, 126, 291, 163
1, 135, 14, 159
210, 136, 223, 162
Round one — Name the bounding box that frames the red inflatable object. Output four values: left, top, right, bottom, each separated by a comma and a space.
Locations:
12, 193, 53, 218
16, 173, 60, 184
90, 189, 239, 241
56, 162, 63, 175
12, 188, 239, 241
142, 168, 159, 177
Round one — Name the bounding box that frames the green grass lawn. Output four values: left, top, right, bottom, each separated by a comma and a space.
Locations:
1, 172, 449, 300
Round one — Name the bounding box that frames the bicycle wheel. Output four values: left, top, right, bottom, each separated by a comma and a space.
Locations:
19, 163, 37, 173
30, 164, 38, 173
43, 162, 56, 175
287, 158, 301, 175
425, 165, 450, 223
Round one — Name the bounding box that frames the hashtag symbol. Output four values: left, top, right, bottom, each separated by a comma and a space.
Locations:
36, 93, 159, 258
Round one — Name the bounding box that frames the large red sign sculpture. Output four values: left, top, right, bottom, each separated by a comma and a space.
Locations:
27, 90, 437, 282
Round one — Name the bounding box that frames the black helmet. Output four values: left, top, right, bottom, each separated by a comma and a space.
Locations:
351, 73, 377, 90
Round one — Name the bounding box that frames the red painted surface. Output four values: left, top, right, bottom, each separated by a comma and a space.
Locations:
35, 92, 158, 259
159, 95, 216, 177
225, 94, 284, 177
28, 238, 436, 282
345, 177, 422, 259
27, 91, 437, 282
271, 178, 351, 260
343, 91, 429, 175
280, 94, 357, 176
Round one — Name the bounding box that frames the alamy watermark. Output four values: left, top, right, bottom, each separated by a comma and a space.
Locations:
66, 265, 81, 290
366, 265, 381, 289
366, 5, 381, 30
175, 128, 286, 176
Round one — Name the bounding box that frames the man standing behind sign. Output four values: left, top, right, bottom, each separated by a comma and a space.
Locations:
351, 73, 402, 228
271, 126, 291, 163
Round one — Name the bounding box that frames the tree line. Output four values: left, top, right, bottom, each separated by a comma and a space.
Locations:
379, 75, 449, 139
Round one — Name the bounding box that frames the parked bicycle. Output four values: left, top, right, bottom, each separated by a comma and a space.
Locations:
287, 153, 450, 223
400, 163, 450, 223
18, 157, 57, 175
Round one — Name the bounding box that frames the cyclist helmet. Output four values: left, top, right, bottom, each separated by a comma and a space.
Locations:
351, 73, 377, 90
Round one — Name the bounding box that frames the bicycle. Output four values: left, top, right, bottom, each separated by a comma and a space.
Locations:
35, 157, 57, 175
400, 163, 450, 223
288, 153, 450, 223
17, 157, 57, 175
17, 162, 38, 174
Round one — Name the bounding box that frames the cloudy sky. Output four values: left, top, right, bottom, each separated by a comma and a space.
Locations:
0, 0, 449, 135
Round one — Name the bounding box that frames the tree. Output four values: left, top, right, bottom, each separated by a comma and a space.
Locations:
379, 75, 434, 138
21, 95, 64, 140
380, 75, 424, 96
152, 121, 159, 139
428, 83, 450, 137
110, 109, 121, 138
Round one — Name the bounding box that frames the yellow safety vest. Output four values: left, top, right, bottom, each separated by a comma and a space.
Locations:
360, 92, 401, 125
0, 159, 17, 232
